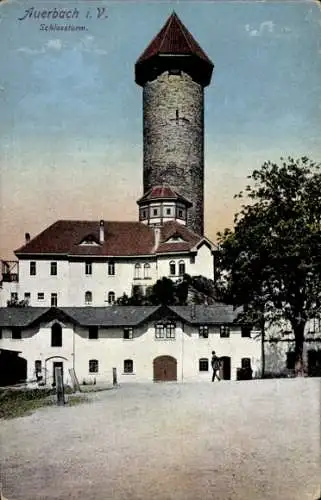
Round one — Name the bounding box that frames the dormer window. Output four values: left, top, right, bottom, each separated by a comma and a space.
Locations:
79, 234, 100, 246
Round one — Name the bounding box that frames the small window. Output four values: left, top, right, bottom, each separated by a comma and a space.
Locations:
51, 293, 58, 307
286, 351, 296, 370
108, 261, 115, 276
199, 325, 209, 338
199, 358, 209, 372
220, 325, 230, 338
178, 209, 183, 218
37, 292, 44, 301
178, 260, 185, 276
190, 255, 195, 264
155, 324, 165, 339
89, 326, 98, 339
123, 327, 133, 340
169, 261, 176, 276
89, 359, 99, 373
153, 208, 158, 216
51, 323, 62, 347
50, 262, 57, 276
108, 291, 115, 305
166, 208, 171, 215
12, 327, 22, 339
124, 359, 133, 373
165, 323, 175, 339
24, 292, 31, 301
241, 325, 251, 338
85, 261, 92, 275
85, 291, 92, 305
144, 263, 150, 279
30, 261, 36, 276
134, 263, 141, 279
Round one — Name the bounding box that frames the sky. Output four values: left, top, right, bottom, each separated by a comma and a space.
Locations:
0, 0, 320, 260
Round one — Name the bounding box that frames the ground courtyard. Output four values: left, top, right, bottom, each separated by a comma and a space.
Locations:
0, 378, 320, 500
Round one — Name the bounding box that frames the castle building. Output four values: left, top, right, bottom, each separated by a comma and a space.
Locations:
0, 12, 216, 309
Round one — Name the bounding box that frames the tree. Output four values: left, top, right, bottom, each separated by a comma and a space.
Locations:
217, 157, 321, 376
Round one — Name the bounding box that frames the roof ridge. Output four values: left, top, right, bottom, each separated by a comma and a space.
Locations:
158, 13, 174, 53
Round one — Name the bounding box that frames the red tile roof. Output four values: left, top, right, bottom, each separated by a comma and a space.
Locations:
14, 220, 207, 258
136, 12, 212, 65
137, 185, 192, 206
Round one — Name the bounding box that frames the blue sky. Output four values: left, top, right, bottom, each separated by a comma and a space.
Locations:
0, 0, 320, 259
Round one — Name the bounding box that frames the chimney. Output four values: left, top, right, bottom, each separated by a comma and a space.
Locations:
99, 220, 105, 243
25, 232, 30, 244
153, 226, 161, 251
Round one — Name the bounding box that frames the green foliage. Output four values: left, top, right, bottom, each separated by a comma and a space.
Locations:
217, 156, 321, 373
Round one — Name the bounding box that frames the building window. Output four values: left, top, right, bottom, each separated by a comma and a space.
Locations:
50, 262, 57, 276
199, 358, 209, 372
123, 327, 133, 340
108, 291, 115, 305
11, 292, 18, 302
37, 292, 45, 301
35, 360, 42, 379
85, 261, 92, 275
124, 359, 133, 373
108, 261, 115, 276
51, 323, 62, 347
241, 325, 252, 338
89, 326, 98, 339
178, 260, 185, 276
153, 208, 159, 216
24, 292, 31, 303
155, 323, 176, 339
220, 325, 230, 338
51, 293, 58, 307
190, 255, 195, 264
134, 263, 141, 279
178, 209, 183, 218
286, 351, 296, 370
166, 208, 171, 215
12, 327, 21, 339
199, 325, 209, 338
30, 261, 36, 276
89, 359, 99, 373
144, 263, 150, 279
85, 291, 92, 305
169, 261, 176, 276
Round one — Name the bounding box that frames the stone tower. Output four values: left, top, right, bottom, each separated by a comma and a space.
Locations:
135, 12, 214, 236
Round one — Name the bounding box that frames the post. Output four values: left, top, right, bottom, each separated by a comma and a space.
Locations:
112, 367, 117, 386
55, 367, 65, 406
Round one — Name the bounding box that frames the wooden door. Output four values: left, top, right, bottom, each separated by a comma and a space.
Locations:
220, 356, 231, 380
153, 356, 177, 382
53, 361, 63, 386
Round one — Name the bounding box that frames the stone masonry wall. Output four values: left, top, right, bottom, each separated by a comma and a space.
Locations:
143, 71, 204, 235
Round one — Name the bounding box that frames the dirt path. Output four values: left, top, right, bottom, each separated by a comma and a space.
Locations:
1, 379, 320, 499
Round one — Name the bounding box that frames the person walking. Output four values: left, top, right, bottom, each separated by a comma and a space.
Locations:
211, 351, 221, 382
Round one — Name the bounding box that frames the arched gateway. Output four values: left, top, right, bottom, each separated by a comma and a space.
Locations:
153, 355, 177, 382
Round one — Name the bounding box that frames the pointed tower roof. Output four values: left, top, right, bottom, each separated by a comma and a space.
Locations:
135, 12, 214, 87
